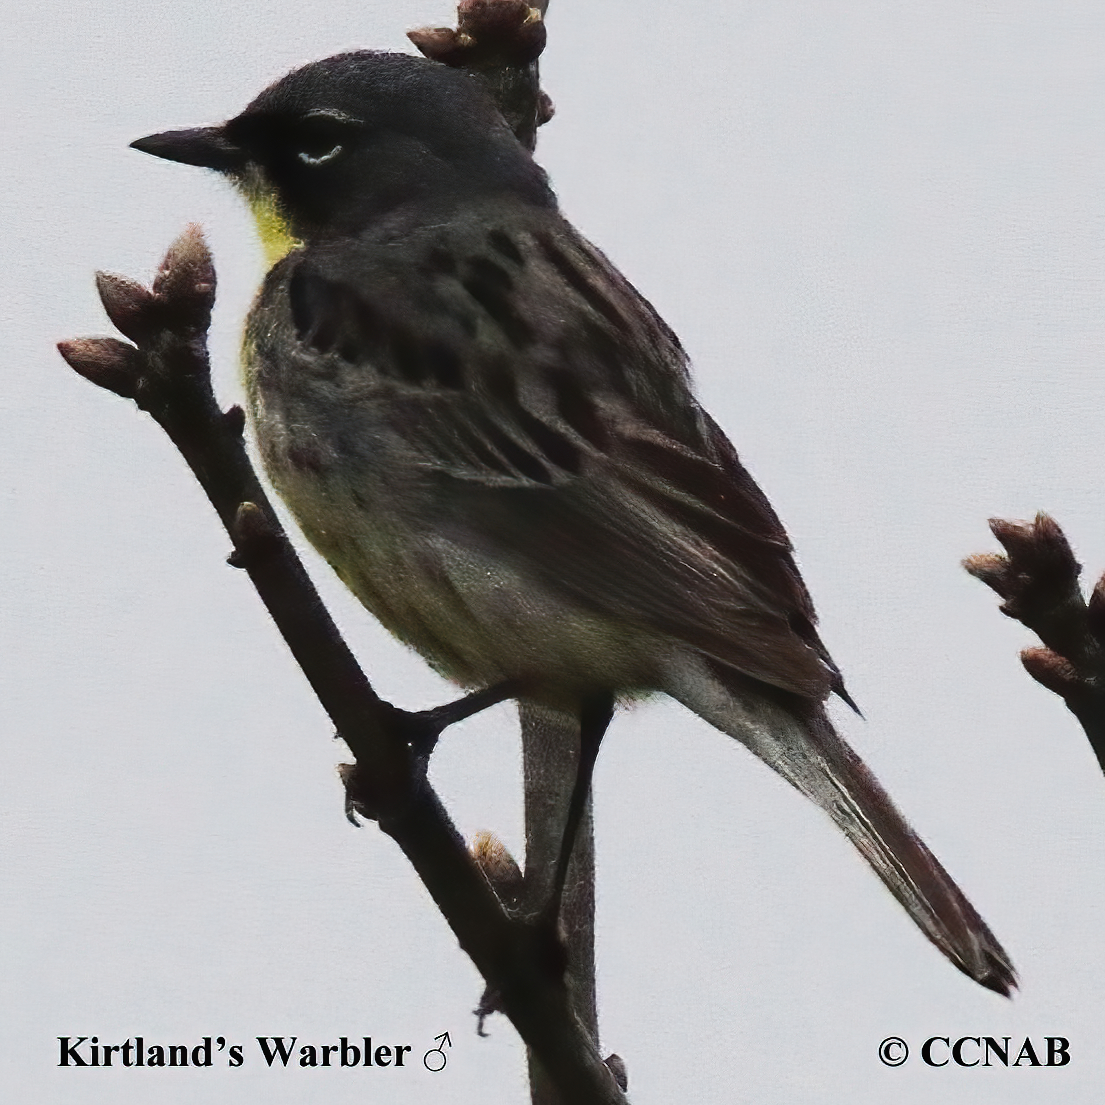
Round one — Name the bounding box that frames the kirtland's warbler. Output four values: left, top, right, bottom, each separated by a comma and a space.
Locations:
133, 50, 1014, 994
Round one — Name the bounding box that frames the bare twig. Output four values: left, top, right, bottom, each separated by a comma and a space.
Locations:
409, 0, 554, 151
58, 226, 625, 1105
965, 512, 1105, 775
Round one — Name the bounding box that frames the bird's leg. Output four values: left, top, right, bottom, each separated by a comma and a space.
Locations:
342, 679, 523, 825
541, 691, 615, 928
403, 678, 525, 757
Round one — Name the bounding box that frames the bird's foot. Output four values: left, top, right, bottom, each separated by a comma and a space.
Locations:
337, 683, 524, 823
402, 678, 526, 757
473, 984, 502, 1037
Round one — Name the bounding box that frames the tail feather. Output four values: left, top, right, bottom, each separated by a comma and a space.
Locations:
665, 657, 1016, 995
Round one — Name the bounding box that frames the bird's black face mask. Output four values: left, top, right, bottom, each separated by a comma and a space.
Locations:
131, 51, 554, 253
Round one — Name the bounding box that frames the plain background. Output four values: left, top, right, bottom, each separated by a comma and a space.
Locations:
4, 1, 1105, 1101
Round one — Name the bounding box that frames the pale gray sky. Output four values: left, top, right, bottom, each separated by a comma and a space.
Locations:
4, 1, 1105, 1101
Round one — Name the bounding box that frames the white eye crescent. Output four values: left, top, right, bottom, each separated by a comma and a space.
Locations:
298, 144, 343, 166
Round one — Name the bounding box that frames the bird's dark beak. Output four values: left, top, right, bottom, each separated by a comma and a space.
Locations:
130, 126, 244, 173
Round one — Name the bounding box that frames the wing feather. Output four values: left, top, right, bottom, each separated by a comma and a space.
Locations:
280, 205, 845, 700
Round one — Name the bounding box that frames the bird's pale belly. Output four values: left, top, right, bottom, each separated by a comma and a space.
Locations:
258, 422, 659, 703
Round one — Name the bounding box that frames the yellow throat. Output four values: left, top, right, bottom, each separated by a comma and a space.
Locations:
242, 178, 302, 267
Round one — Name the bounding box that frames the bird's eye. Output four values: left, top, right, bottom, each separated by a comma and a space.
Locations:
291, 111, 360, 167
297, 143, 343, 166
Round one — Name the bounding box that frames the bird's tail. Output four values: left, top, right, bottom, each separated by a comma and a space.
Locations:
664, 657, 1016, 995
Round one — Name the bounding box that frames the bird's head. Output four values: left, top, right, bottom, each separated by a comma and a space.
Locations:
132, 51, 553, 260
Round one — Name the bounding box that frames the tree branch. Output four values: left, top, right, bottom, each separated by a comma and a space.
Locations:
58, 225, 625, 1105
965, 512, 1105, 775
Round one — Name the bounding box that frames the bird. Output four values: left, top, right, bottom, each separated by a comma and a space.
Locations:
131, 49, 1015, 996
